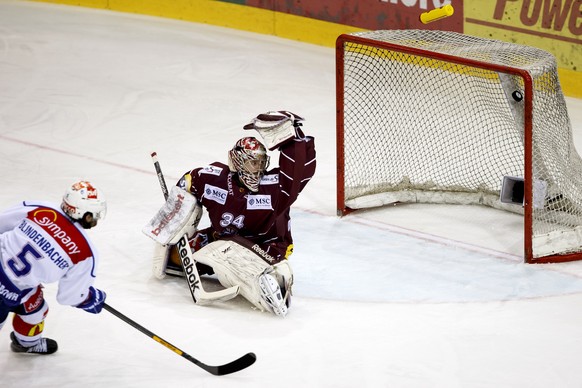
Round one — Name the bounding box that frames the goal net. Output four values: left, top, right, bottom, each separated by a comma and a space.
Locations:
336, 30, 582, 263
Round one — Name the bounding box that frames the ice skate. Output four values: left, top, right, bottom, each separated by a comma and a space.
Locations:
10, 332, 58, 355
258, 273, 288, 317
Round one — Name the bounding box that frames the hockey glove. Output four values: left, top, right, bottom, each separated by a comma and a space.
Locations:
142, 186, 202, 245
77, 286, 106, 314
243, 111, 305, 150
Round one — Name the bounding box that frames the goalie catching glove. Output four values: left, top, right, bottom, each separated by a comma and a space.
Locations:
142, 186, 202, 246
243, 110, 305, 150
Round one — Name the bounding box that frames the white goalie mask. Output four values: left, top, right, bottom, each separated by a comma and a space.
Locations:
61, 181, 107, 226
228, 137, 270, 192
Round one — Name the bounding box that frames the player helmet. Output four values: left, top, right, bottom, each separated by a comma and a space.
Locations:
228, 137, 270, 192
61, 181, 107, 227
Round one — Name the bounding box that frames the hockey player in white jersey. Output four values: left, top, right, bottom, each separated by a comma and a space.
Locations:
0, 181, 107, 354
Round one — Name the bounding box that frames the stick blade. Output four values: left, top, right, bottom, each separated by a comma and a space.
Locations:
197, 352, 257, 376
195, 285, 240, 305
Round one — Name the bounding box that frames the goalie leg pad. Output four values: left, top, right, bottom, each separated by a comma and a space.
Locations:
152, 243, 188, 278
258, 273, 288, 317
152, 243, 170, 280
272, 260, 293, 309
194, 240, 288, 316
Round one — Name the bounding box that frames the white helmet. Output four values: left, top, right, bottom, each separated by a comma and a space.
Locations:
228, 137, 269, 192
61, 181, 107, 225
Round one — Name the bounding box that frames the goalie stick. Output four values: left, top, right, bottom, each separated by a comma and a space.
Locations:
103, 303, 256, 376
150, 152, 239, 304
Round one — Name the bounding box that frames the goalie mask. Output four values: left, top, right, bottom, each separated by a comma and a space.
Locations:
228, 137, 270, 192
61, 181, 107, 228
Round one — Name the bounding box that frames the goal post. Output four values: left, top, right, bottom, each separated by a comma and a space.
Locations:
336, 30, 582, 264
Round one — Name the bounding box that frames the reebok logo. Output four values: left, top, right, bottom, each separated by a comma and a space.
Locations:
177, 238, 201, 298
251, 244, 276, 263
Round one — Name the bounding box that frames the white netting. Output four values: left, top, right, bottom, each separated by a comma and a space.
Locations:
338, 30, 582, 261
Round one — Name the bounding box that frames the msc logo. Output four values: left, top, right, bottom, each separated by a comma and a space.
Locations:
203, 184, 228, 205
247, 195, 273, 210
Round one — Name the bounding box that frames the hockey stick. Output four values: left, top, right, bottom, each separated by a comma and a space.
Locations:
150, 152, 239, 304
103, 303, 256, 376
152, 151, 170, 199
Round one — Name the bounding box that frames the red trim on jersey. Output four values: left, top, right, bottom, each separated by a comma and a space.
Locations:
26, 207, 93, 264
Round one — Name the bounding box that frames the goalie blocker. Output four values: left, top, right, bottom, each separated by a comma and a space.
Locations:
143, 184, 201, 280
143, 185, 202, 246
143, 186, 240, 305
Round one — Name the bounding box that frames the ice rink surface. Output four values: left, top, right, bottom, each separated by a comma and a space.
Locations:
2, 1, 582, 386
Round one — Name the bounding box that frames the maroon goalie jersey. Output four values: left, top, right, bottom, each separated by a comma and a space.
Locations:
177, 136, 316, 263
